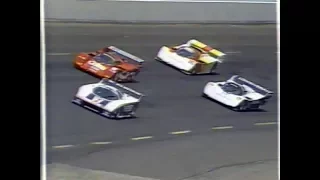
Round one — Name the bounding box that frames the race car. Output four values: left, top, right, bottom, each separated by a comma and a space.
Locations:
202, 75, 273, 111
72, 79, 144, 119
73, 46, 144, 82
155, 39, 225, 75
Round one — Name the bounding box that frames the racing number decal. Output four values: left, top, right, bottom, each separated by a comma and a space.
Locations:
88, 61, 106, 70
87, 60, 96, 66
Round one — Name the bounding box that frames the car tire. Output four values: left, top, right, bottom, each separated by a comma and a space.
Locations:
72, 97, 83, 105
134, 69, 140, 76
155, 57, 162, 61
114, 113, 120, 120
112, 72, 121, 82
210, 62, 218, 74
181, 70, 191, 74
181, 68, 196, 75
233, 101, 248, 111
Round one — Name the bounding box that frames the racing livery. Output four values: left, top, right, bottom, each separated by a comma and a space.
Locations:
155, 39, 225, 75
72, 79, 144, 119
202, 75, 273, 111
73, 46, 144, 82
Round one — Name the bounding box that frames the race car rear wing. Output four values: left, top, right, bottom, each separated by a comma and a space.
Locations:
107, 46, 145, 65
188, 39, 225, 62
229, 75, 273, 96
99, 79, 144, 100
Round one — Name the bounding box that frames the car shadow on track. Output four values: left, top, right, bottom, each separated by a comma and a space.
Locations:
201, 94, 268, 113
71, 102, 137, 121
74, 66, 142, 84
155, 59, 220, 76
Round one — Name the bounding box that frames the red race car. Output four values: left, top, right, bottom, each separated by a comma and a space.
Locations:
73, 46, 144, 82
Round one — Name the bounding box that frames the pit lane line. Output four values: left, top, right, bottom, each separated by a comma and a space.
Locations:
50, 122, 277, 149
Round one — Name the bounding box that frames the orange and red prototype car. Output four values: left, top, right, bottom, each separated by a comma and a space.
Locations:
73, 46, 144, 82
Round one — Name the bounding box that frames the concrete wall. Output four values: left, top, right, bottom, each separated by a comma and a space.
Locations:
45, 0, 276, 23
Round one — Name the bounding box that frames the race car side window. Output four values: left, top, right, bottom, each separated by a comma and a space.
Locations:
113, 60, 121, 65
94, 54, 115, 64
176, 48, 197, 59
222, 83, 244, 96
93, 86, 121, 100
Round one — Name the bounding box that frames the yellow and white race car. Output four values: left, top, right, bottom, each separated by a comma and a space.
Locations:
155, 39, 225, 75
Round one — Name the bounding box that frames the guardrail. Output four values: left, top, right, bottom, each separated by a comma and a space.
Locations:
45, 0, 277, 24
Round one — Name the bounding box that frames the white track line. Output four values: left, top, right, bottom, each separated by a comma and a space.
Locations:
254, 122, 277, 126
276, 1, 280, 179
52, 145, 74, 149
169, 130, 191, 135
47, 53, 72, 56
211, 126, 233, 130
225, 51, 242, 54
90, 141, 112, 145
40, 0, 46, 179
131, 136, 153, 140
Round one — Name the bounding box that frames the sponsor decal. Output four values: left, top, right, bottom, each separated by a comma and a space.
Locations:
88, 60, 106, 70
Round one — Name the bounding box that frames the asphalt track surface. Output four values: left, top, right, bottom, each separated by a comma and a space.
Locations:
45, 23, 278, 179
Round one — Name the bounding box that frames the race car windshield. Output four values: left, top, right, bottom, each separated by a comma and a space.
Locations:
222, 83, 244, 96
93, 86, 122, 100
93, 54, 114, 64
176, 48, 197, 59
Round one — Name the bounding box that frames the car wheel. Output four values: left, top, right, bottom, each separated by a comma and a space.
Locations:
114, 113, 120, 120
233, 101, 248, 111
181, 70, 191, 74
210, 63, 218, 74
112, 72, 121, 82
72, 97, 83, 105
134, 69, 140, 76
181, 68, 196, 75
155, 57, 162, 61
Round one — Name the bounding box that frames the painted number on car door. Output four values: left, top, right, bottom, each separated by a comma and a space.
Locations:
88, 61, 106, 70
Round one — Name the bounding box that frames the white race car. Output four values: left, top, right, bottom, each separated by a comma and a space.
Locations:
155, 39, 225, 75
202, 75, 273, 111
72, 79, 144, 119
